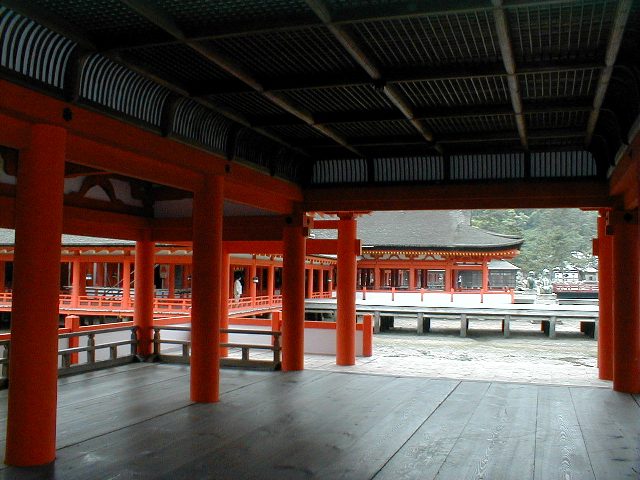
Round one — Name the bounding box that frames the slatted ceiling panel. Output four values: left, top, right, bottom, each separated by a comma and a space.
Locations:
508, 1, 617, 61
121, 44, 235, 86
349, 11, 499, 68
330, 120, 417, 138
267, 124, 327, 140
207, 92, 289, 117
80, 54, 170, 127
526, 110, 590, 130
0, 8, 75, 89
397, 76, 510, 108
282, 85, 394, 113
155, 0, 316, 37
373, 156, 444, 183
206, 27, 358, 79
531, 150, 597, 177
312, 159, 368, 184
519, 68, 601, 100
425, 114, 517, 135
451, 153, 525, 180
32, 0, 170, 44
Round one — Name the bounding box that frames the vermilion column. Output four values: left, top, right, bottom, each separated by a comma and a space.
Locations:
610, 210, 640, 393
220, 252, 230, 357
168, 264, 176, 298
597, 211, 613, 380
191, 175, 223, 402
6, 124, 66, 466
482, 260, 489, 292
267, 264, 275, 304
249, 261, 257, 305
121, 260, 131, 309
282, 220, 306, 371
134, 237, 155, 357
71, 260, 82, 308
374, 267, 380, 290
337, 213, 357, 366
319, 269, 325, 296
306, 267, 314, 298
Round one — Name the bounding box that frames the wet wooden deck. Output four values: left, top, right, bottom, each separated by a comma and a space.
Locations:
0, 364, 637, 479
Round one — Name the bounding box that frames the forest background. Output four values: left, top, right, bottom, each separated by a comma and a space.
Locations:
470, 209, 598, 275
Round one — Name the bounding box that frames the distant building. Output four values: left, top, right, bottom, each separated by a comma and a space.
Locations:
314, 211, 523, 292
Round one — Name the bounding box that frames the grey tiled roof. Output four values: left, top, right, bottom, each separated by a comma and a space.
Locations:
313, 211, 523, 251
0, 229, 135, 247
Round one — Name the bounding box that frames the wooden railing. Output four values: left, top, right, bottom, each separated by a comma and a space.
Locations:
0, 326, 138, 387
152, 326, 281, 370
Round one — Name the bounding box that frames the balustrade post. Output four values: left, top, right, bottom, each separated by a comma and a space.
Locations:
64, 315, 81, 365
153, 328, 161, 356
87, 334, 96, 364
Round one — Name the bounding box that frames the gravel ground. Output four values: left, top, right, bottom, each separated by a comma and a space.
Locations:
305, 318, 609, 388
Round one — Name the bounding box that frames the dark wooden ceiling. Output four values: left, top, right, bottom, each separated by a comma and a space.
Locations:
1, 0, 638, 187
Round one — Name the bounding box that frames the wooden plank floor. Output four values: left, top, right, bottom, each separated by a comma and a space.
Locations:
0, 364, 637, 479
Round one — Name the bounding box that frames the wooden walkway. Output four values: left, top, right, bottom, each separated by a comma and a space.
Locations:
0, 364, 637, 479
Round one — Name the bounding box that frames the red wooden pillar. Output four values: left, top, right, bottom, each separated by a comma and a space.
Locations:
168, 264, 176, 298
5, 124, 66, 466
610, 210, 640, 393
79, 263, 87, 297
337, 213, 357, 366
282, 218, 306, 371
134, 237, 155, 357
319, 269, 325, 296
220, 252, 230, 357
249, 260, 257, 306
482, 259, 489, 292
409, 268, 416, 290
374, 267, 380, 290
71, 260, 82, 308
121, 260, 131, 309
267, 264, 275, 304
597, 211, 613, 380
191, 175, 224, 402
306, 266, 314, 298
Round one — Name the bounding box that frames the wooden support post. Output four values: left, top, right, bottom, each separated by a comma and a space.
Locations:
548, 316, 556, 339
249, 261, 257, 306
0, 261, 5, 291
362, 286, 367, 300
282, 218, 306, 371
481, 259, 489, 301
220, 252, 230, 357
337, 213, 357, 366
6, 124, 65, 466
121, 259, 131, 309
71, 260, 82, 308
596, 211, 613, 380
610, 210, 640, 393
318, 269, 325, 296
267, 264, 275, 304
460, 313, 468, 337
306, 266, 314, 299
271, 311, 281, 346
417, 312, 424, 335
191, 175, 224, 402
373, 267, 380, 290
362, 314, 373, 357
64, 315, 81, 364
168, 264, 176, 298
503, 314, 511, 338
134, 237, 154, 357
373, 311, 381, 334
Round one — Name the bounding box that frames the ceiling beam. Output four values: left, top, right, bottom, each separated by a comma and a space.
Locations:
195, 60, 601, 96
585, 0, 632, 146
303, 178, 613, 211
492, 0, 528, 149
118, 0, 361, 157
253, 101, 593, 127
304, 0, 438, 150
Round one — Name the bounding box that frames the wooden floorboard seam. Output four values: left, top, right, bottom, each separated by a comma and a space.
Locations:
370, 380, 462, 479
568, 386, 598, 478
